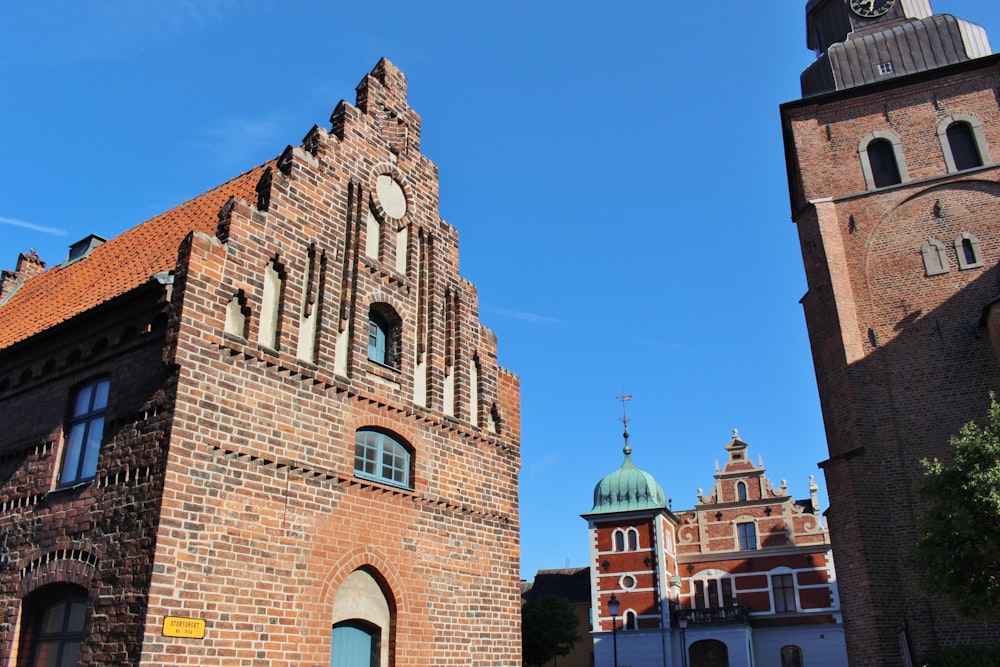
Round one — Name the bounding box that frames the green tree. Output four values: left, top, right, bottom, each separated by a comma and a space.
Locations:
910, 396, 1000, 620
521, 595, 582, 667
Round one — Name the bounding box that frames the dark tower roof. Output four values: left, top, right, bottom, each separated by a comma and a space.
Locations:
800, 0, 991, 96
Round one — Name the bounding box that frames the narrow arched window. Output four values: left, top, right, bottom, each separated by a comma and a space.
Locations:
867, 139, 901, 188
954, 232, 984, 270
939, 115, 991, 173
354, 429, 412, 489
367, 304, 401, 368
921, 239, 950, 276
623, 610, 637, 631
627, 528, 639, 551
259, 259, 284, 350
946, 122, 983, 171
736, 481, 747, 501
614, 530, 625, 553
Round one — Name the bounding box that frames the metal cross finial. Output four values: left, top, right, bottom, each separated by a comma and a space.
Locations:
616, 389, 632, 441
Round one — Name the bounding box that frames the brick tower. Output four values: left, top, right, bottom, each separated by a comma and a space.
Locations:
781, 1, 1000, 664
0, 59, 521, 666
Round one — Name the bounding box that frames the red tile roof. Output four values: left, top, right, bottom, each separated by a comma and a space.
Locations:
0, 164, 270, 350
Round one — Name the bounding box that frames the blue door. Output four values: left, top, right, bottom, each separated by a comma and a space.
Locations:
331, 620, 380, 667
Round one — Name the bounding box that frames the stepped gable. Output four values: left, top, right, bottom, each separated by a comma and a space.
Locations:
0, 165, 269, 349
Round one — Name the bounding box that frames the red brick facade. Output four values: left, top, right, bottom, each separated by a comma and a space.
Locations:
782, 5, 1000, 663
584, 433, 844, 667
0, 59, 520, 666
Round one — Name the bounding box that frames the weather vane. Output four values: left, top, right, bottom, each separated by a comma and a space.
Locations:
615, 388, 632, 440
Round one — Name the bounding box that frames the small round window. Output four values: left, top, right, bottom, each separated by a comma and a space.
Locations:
620, 574, 637, 590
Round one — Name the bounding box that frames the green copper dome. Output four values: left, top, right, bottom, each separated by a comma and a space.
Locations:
589, 441, 667, 514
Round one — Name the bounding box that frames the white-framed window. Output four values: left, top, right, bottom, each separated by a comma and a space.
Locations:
736, 481, 747, 501
772, 572, 798, 612
692, 573, 735, 609
737, 521, 757, 550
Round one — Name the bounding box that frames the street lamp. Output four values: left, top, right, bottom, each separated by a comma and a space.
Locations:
677, 615, 688, 667
608, 593, 620, 667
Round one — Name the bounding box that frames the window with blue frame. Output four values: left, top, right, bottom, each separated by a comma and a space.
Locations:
737, 521, 757, 550
59, 378, 110, 486
354, 429, 412, 489
367, 304, 400, 367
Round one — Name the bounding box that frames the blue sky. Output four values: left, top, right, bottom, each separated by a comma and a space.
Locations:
3, 1, 999, 581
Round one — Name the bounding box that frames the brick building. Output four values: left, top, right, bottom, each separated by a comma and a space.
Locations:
583, 430, 846, 667
781, 0, 1000, 664
0, 59, 521, 666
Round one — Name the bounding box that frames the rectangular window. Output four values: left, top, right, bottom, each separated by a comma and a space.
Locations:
773, 573, 797, 612
737, 522, 757, 550
59, 378, 110, 485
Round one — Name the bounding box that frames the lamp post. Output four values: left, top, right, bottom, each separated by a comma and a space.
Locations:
677, 615, 688, 667
608, 593, 620, 667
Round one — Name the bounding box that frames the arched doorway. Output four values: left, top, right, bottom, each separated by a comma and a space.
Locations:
330, 568, 393, 667
689, 639, 729, 667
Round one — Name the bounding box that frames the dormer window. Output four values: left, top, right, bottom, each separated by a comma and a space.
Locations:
63, 235, 106, 267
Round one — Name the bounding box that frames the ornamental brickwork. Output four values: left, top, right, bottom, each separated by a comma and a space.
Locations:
0, 59, 520, 667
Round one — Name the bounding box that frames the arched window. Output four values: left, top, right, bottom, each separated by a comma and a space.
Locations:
367, 304, 401, 368
354, 429, 412, 489
954, 232, 984, 270
736, 481, 747, 501
939, 114, 990, 173
627, 528, 639, 551
689, 639, 729, 667
859, 132, 906, 190
623, 609, 637, 630
18, 584, 89, 667
921, 239, 950, 276
781, 645, 804, 667
947, 122, 982, 170
613, 529, 626, 553
59, 378, 110, 486
867, 139, 901, 187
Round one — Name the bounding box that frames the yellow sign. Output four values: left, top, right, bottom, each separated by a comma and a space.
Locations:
162, 616, 206, 639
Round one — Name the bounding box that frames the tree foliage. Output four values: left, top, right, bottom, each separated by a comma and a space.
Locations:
910, 396, 1000, 620
521, 595, 582, 667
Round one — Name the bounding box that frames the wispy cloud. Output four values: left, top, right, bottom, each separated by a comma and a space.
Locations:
1, 1, 239, 67
484, 305, 566, 326
525, 454, 560, 480
195, 117, 286, 169
0, 216, 67, 236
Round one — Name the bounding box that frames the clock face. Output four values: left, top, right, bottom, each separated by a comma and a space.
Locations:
850, 0, 896, 18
